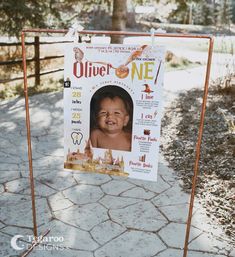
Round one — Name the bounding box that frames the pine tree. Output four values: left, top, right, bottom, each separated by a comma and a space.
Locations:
217, 0, 233, 27
0, 0, 61, 37
233, 0, 235, 23
194, 1, 214, 25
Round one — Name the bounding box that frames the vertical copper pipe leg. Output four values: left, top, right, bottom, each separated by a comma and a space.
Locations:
183, 37, 214, 257
21, 31, 38, 238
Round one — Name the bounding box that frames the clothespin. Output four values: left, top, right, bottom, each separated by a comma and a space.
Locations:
65, 22, 84, 43
150, 28, 155, 46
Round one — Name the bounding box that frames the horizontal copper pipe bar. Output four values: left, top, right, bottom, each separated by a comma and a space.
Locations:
22, 28, 213, 40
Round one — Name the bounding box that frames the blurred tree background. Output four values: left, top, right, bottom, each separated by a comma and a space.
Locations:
0, 0, 235, 37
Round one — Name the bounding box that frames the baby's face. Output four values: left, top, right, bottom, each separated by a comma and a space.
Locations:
97, 97, 129, 134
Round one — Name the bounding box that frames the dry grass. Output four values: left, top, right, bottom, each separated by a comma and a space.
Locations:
0, 39, 64, 99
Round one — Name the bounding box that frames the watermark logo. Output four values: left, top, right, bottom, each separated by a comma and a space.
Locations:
10, 234, 66, 252
11, 235, 24, 250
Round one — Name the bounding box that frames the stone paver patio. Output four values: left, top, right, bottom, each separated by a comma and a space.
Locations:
0, 91, 234, 257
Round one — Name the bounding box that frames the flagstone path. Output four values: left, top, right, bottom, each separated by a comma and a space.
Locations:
0, 65, 234, 256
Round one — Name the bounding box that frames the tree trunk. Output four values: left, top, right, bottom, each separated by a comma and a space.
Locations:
111, 0, 127, 44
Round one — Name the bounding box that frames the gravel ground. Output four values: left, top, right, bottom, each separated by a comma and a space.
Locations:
160, 78, 235, 245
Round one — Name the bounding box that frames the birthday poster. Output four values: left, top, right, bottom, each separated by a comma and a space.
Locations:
64, 43, 165, 181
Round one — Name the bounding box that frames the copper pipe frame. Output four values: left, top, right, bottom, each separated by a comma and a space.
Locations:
21, 28, 214, 257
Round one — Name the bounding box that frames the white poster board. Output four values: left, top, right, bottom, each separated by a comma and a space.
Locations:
64, 43, 165, 181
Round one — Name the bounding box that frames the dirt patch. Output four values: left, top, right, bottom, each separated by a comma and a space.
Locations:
161, 77, 235, 245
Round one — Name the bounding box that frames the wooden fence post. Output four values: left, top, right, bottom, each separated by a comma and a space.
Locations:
34, 36, 40, 86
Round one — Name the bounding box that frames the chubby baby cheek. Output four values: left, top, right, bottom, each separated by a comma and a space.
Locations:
98, 117, 105, 123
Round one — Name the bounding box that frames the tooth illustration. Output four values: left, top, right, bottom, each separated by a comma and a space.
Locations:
71, 132, 83, 145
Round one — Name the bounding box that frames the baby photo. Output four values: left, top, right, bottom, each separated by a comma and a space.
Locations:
90, 85, 133, 152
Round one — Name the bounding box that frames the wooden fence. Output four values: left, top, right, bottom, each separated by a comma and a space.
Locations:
0, 37, 71, 85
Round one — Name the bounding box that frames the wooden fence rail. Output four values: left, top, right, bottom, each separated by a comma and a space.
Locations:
0, 37, 71, 85
0, 55, 64, 66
